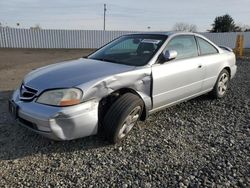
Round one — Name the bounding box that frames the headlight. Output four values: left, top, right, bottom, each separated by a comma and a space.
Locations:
36, 88, 83, 106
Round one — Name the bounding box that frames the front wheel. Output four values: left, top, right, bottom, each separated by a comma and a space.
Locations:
103, 93, 143, 144
210, 69, 230, 98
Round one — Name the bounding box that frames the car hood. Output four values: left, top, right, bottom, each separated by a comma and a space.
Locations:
24, 58, 136, 91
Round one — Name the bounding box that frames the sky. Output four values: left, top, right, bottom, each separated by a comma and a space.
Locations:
0, 0, 249, 32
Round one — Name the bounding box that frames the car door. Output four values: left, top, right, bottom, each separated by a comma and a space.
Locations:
152, 35, 205, 110
195, 36, 222, 91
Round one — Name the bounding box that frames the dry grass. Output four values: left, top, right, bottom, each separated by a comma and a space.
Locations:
0, 48, 95, 91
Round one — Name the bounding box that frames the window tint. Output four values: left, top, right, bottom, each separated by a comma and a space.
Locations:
197, 37, 218, 55
165, 35, 198, 60
107, 38, 140, 54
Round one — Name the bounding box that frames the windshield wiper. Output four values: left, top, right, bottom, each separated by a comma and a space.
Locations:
91, 58, 122, 64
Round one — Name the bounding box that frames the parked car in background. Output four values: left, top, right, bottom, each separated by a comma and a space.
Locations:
9, 32, 237, 143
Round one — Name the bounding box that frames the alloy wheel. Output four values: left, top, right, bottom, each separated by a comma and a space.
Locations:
118, 106, 142, 139
218, 73, 229, 96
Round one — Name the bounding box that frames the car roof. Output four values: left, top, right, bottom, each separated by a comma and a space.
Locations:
126, 31, 200, 37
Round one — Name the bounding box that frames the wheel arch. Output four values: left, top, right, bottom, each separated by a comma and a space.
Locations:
213, 66, 231, 88
98, 87, 150, 123
223, 66, 231, 78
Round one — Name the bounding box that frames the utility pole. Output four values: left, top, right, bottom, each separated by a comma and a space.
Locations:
103, 4, 107, 31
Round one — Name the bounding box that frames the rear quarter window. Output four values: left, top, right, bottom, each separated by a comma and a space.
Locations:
197, 37, 218, 55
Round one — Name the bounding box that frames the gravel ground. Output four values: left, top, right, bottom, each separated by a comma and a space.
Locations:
0, 58, 249, 187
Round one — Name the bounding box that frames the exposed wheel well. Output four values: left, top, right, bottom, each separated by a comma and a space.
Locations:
224, 67, 231, 78
98, 88, 147, 125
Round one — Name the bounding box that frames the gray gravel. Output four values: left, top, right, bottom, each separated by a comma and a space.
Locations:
0, 60, 249, 187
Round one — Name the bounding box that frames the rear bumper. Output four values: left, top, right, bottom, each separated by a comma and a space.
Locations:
10, 89, 99, 140
230, 65, 237, 79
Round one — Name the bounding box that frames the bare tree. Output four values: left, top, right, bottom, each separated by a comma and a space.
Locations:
173, 22, 198, 32
236, 23, 250, 32
0, 22, 6, 28
30, 24, 42, 30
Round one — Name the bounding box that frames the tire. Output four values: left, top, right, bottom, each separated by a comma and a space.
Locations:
210, 69, 230, 99
103, 93, 143, 144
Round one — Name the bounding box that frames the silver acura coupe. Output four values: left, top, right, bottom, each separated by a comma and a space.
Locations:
9, 32, 237, 143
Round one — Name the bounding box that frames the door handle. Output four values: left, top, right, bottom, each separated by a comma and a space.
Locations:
198, 65, 202, 68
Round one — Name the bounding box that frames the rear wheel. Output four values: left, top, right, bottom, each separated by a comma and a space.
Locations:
211, 69, 230, 98
103, 93, 143, 144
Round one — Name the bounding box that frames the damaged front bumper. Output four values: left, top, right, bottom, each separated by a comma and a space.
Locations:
9, 89, 99, 140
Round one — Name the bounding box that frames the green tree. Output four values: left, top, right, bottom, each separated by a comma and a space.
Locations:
210, 14, 237, 32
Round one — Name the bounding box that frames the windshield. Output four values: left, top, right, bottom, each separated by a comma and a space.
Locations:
88, 34, 167, 66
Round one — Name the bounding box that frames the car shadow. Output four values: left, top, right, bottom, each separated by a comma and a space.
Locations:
0, 90, 213, 161
0, 90, 110, 160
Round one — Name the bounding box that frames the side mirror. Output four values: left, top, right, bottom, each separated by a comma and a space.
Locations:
162, 50, 178, 61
